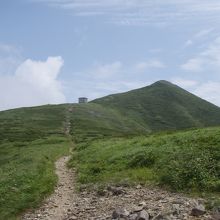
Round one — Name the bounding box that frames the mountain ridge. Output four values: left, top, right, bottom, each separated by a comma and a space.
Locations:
1, 80, 220, 138
92, 80, 220, 131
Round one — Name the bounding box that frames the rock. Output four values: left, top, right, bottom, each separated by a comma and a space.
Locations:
112, 208, 130, 219
198, 198, 206, 204
136, 185, 142, 189
212, 207, 220, 220
69, 215, 77, 220
107, 186, 124, 196
132, 206, 144, 212
138, 201, 147, 207
129, 213, 138, 220
152, 214, 162, 220
191, 204, 206, 216
152, 213, 171, 220
137, 210, 149, 220
212, 213, 220, 220
97, 189, 107, 196
172, 204, 181, 215
172, 198, 185, 205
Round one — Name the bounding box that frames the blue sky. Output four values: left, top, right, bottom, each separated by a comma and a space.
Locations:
1, 0, 220, 110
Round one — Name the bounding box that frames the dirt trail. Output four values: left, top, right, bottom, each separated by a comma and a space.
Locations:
22, 155, 214, 220
22, 156, 75, 220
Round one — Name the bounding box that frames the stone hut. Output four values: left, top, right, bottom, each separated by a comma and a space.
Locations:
78, 97, 88, 103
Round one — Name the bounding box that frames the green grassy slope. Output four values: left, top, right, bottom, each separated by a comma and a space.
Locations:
0, 104, 70, 143
92, 80, 220, 131
69, 127, 220, 193
69, 103, 147, 143
1, 80, 220, 218
0, 103, 147, 219
0, 104, 70, 219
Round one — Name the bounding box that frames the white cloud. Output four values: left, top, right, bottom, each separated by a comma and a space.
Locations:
171, 78, 198, 88
194, 28, 214, 39
181, 58, 203, 72
136, 59, 166, 71
194, 82, 220, 106
0, 43, 23, 75
64, 60, 159, 102
31, 0, 220, 26
0, 44, 20, 55
64, 79, 150, 102
184, 28, 214, 48
184, 40, 193, 47
90, 61, 122, 79
0, 56, 66, 111
181, 37, 220, 72
80, 59, 165, 82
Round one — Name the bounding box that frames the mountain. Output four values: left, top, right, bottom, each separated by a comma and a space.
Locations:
68, 103, 146, 143
1, 80, 220, 143
1, 80, 220, 218
92, 80, 220, 131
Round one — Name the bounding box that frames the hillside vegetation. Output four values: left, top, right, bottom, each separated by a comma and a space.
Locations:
1, 80, 220, 218
0, 105, 70, 219
0, 103, 145, 219
93, 80, 220, 131
69, 103, 147, 143
69, 127, 220, 193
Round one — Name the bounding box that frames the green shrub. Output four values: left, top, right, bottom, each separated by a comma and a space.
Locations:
157, 150, 218, 191
71, 127, 220, 194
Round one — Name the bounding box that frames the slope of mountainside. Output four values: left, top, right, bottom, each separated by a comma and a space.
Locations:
0, 104, 71, 219
92, 80, 220, 131
0, 103, 145, 218
70, 126, 220, 193
1, 80, 220, 218
69, 103, 147, 143
0, 104, 68, 143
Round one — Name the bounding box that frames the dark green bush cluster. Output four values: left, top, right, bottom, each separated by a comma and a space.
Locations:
157, 149, 220, 191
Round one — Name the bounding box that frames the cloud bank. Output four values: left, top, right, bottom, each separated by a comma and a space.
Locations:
31, 0, 220, 26
0, 56, 66, 111
182, 37, 220, 72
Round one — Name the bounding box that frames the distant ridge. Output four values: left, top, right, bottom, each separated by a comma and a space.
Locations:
92, 80, 220, 131
1, 80, 220, 141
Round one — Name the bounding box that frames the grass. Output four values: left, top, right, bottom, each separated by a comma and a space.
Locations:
0, 104, 71, 219
93, 80, 220, 131
69, 103, 147, 143
1, 80, 220, 218
0, 102, 145, 219
0, 104, 69, 143
0, 136, 69, 220
69, 127, 220, 193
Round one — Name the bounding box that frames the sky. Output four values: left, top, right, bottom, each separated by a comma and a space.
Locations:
1, 0, 220, 110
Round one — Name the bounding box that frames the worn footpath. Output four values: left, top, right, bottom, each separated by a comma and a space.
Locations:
22, 154, 220, 220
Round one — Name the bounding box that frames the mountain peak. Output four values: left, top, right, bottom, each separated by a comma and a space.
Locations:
93, 80, 220, 131
152, 80, 174, 86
